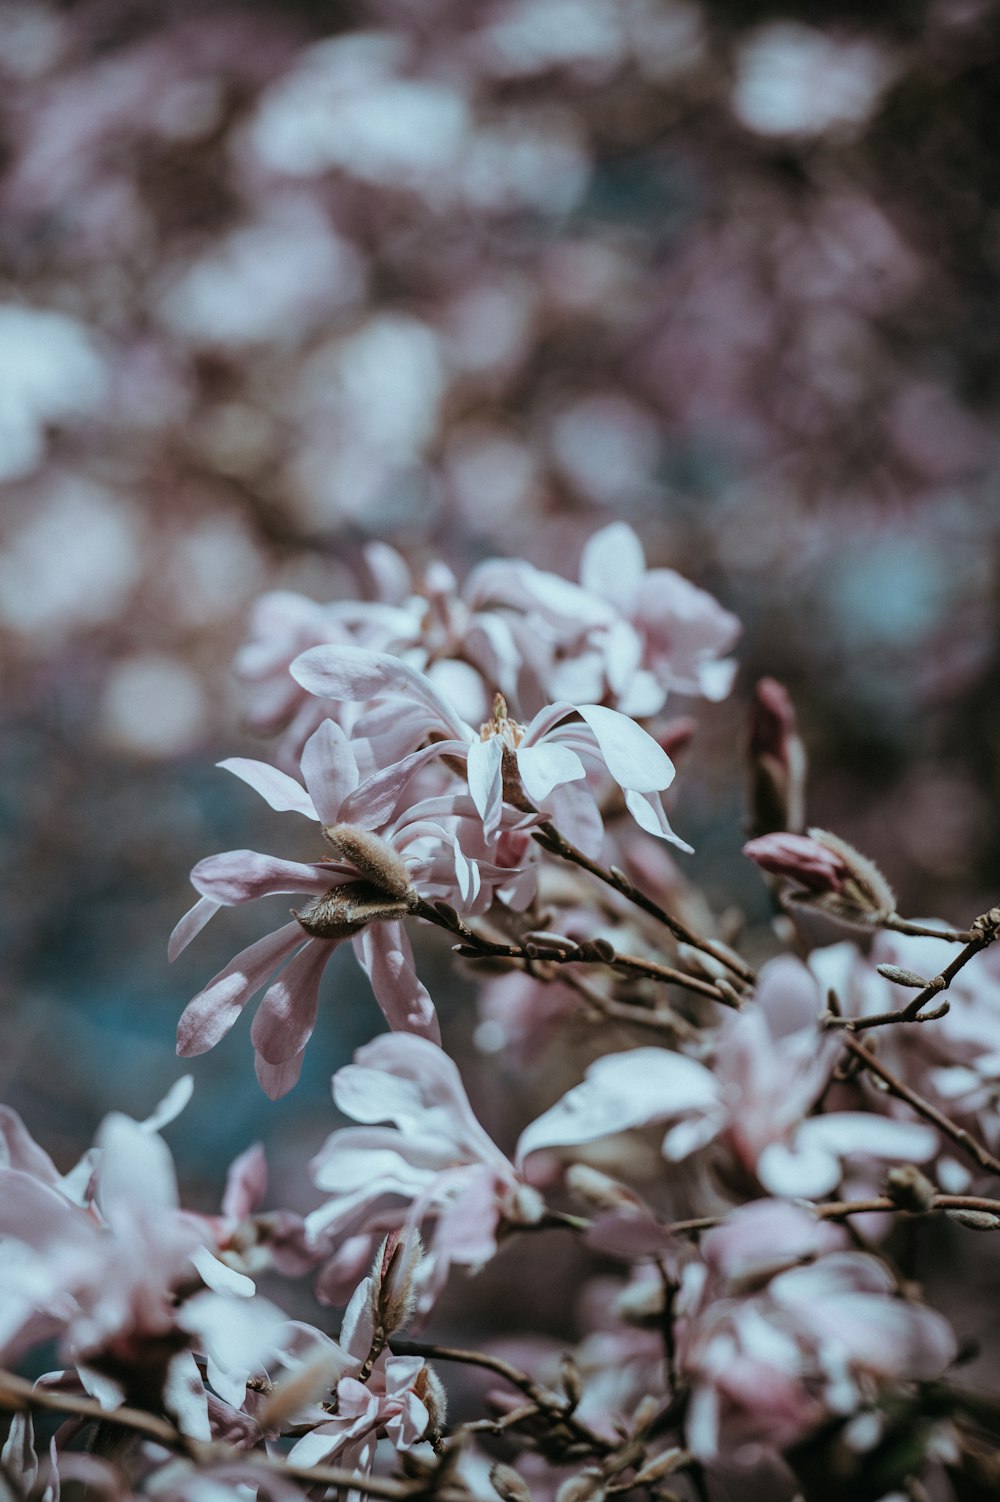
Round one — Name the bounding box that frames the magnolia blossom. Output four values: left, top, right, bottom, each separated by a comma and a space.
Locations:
680, 1202, 957, 1460
518, 957, 938, 1198
290, 644, 690, 850
0, 1106, 284, 1437
466, 522, 740, 715
308, 1033, 545, 1312
173, 718, 541, 1097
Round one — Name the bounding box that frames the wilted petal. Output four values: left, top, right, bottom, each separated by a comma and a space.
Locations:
251, 939, 336, 1065
515, 1047, 718, 1166
576, 704, 675, 792
218, 758, 318, 819
177, 923, 304, 1057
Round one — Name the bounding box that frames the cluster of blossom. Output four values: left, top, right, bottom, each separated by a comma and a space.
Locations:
5, 523, 1000, 1502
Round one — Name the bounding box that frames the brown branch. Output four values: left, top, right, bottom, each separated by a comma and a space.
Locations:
532, 821, 756, 986
828, 907, 1000, 1032
841, 1033, 1000, 1179
413, 899, 736, 1006
389, 1341, 613, 1456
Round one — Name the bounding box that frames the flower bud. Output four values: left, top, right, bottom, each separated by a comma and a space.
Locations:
743, 832, 849, 894
744, 677, 807, 836
885, 1164, 936, 1213
322, 824, 414, 900
744, 827, 896, 926
369, 1228, 424, 1338
490, 1464, 534, 1502
947, 1210, 1000, 1231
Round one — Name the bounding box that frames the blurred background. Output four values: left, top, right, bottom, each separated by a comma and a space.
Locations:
2, 0, 1000, 1227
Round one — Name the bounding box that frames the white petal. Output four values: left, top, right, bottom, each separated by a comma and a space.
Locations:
756, 1137, 842, 1198
624, 789, 693, 851
576, 704, 675, 792
467, 736, 504, 839
516, 743, 586, 803
579, 522, 646, 608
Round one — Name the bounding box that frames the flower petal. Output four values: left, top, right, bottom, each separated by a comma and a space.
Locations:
168, 896, 221, 961
576, 704, 675, 792
191, 851, 335, 906
467, 736, 505, 839
516, 743, 586, 804
218, 758, 318, 819
250, 939, 336, 1065
624, 789, 693, 851
353, 923, 440, 1041
300, 720, 358, 826
176, 923, 304, 1057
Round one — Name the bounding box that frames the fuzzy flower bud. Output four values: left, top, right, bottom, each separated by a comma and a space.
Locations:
744, 827, 896, 926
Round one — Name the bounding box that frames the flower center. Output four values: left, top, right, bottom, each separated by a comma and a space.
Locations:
479, 692, 525, 752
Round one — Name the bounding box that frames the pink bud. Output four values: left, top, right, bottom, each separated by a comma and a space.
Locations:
742, 832, 848, 893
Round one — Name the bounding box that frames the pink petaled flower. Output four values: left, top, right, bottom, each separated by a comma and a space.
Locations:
173, 719, 540, 1098
465, 522, 740, 716
514, 958, 938, 1199
307, 1034, 545, 1314
679, 1201, 957, 1461
290, 645, 690, 851
0, 1107, 284, 1437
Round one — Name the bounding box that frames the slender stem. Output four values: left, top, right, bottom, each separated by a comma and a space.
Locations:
664, 1193, 1000, 1236
883, 915, 976, 943
841, 1033, 1000, 1178
532, 821, 756, 986
413, 899, 735, 1005
389, 1340, 613, 1455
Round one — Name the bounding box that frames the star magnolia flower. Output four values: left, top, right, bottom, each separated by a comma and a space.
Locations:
173, 719, 540, 1098
307, 1033, 545, 1313
516, 957, 938, 1198
289, 644, 691, 850
680, 1202, 956, 1460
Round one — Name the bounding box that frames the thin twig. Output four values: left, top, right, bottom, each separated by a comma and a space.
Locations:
532, 821, 756, 986
841, 1033, 1000, 1179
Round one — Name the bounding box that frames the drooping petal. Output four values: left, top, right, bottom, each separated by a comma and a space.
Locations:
168, 896, 221, 961
255, 1046, 307, 1101
300, 720, 359, 826
576, 704, 675, 792
515, 1047, 718, 1166
191, 850, 336, 906
250, 939, 336, 1065
624, 789, 693, 851
353, 923, 440, 1041
176, 923, 305, 1057
218, 758, 318, 819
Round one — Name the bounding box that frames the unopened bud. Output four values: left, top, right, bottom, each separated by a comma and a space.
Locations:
947, 1210, 1000, 1231
632, 1449, 689, 1485
745, 827, 895, 925
294, 881, 412, 938
885, 1164, 936, 1213
322, 824, 414, 900
369, 1228, 423, 1338
555, 1472, 604, 1502
490, 1464, 534, 1502
744, 677, 806, 836
413, 1363, 448, 1434
877, 964, 933, 989
577, 937, 616, 963
559, 1354, 583, 1410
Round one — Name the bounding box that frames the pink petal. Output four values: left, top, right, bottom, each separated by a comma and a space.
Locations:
218, 758, 317, 819
576, 704, 675, 792
341, 741, 468, 830
354, 923, 440, 1041
250, 939, 336, 1065
191, 851, 334, 906
255, 1046, 307, 1101
221, 1142, 268, 1220
300, 720, 358, 826
291, 645, 468, 737
176, 923, 304, 1057
168, 896, 221, 961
